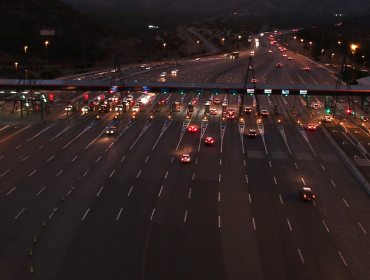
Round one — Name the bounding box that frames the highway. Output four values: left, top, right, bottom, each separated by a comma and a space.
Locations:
0, 32, 370, 280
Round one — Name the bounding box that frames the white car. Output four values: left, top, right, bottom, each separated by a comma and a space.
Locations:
160, 72, 166, 77
323, 115, 332, 123
132, 104, 140, 112
115, 105, 123, 111
81, 106, 89, 112
195, 58, 200, 61
65, 105, 73, 111
171, 70, 178, 75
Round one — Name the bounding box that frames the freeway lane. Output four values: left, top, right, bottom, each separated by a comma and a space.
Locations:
1, 92, 370, 279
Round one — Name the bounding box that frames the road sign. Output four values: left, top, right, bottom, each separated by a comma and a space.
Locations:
264, 89, 272, 94
247, 89, 254, 94
300, 90, 307, 95
143, 86, 151, 92
282, 89, 289, 95
229, 89, 237, 94
110, 86, 117, 92
160, 88, 169, 93
212, 89, 220, 94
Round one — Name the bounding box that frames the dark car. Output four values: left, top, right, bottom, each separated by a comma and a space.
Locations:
248, 129, 257, 137
301, 187, 316, 201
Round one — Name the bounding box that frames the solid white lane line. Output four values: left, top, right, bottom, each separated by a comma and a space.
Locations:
330, 180, 336, 187
359, 223, 367, 234
39, 145, 44, 149
192, 172, 195, 180
218, 192, 220, 202
322, 220, 330, 232
298, 249, 305, 264
67, 190, 72, 195
279, 195, 284, 204
82, 208, 90, 220
0, 156, 3, 160
28, 170, 37, 177
96, 156, 102, 162
145, 156, 149, 162
49, 212, 54, 219
301, 178, 306, 186
287, 219, 292, 231
343, 199, 349, 208
218, 216, 221, 228
220, 159, 222, 165
71, 156, 78, 162
22, 156, 29, 161
6, 187, 16, 196
109, 142, 114, 149
150, 208, 155, 220
56, 170, 63, 177
184, 211, 188, 223
252, 218, 256, 230
219, 174, 221, 182
137, 170, 141, 178
246, 175, 248, 183
116, 208, 123, 220
321, 164, 325, 170
294, 162, 298, 169
171, 157, 174, 163
16, 145, 22, 149
121, 156, 126, 162
0, 170, 10, 177
47, 156, 54, 162
269, 161, 272, 168
244, 160, 246, 166
312, 200, 316, 206
195, 158, 198, 164
105, 148, 108, 152
97, 187, 104, 196
109, 170, 115, 178
249, 194, 251, 203
128, 186, 133, 196
15, 208, 25, 219
338, 251, 347, 266
188, 188, 192, 199
274, 177, 277, 184
158, 185, 163, 197
83, 171, 88, 177
165, 171, 168, 179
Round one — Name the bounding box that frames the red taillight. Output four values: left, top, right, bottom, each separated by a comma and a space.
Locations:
303, 194, 307, 198
313, 195, 316, 199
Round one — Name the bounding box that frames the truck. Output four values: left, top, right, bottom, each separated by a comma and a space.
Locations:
205, 101, 210, 114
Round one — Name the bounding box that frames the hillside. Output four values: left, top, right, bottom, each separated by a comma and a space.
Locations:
0, 0, 136, 73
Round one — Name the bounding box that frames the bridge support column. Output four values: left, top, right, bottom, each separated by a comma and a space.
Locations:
325, 96, 330, 109
306, 95, 311, 108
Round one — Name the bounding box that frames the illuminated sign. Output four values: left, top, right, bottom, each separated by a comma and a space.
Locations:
247, 89, 254, 94
264, 89, 272, 94
109, 86, 117, 92
282, 90, 289, 95
300, 90, 307, 95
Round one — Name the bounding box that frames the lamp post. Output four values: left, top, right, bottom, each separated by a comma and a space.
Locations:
15, 62, 18, 79
45, 41, 49, 79
163, 43, 166, 64
321, 49, 324, 55
222, 38, 225, 44
235, 35, 241, 51
351, 44, 357, 62
362, 55, 366, 67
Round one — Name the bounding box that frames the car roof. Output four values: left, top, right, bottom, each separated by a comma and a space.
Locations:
183, 154, 189, 156
302, 187, 312, 192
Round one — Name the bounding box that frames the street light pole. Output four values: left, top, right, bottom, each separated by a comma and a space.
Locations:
45, 41, 49, 79
163, 43, 166, 64
15, 62, 18, 79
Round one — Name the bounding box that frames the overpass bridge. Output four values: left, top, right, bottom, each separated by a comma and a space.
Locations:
0, 79, 370, 97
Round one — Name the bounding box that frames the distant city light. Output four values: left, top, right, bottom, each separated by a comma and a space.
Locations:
148, 25, 158, 29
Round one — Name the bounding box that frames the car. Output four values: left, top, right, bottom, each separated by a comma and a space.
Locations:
188, 126, 198, 132
276, 63, 282, 67
181, 154, 191, 163
205, 137, 215, 145
313, 103, 320, 110
211, 109, 218, 115
145, 66, 152, 70
250, 51, 255, 55
65, 105, 73, 111
228, 108, 235, 114
213, 98, 221, 104
268, 50, 273, 53
82, 106, 89, 112
244, 106, 252, 113
323, 115, 332, 123
248, 129, 257, 137
304, 67, 310, 71
288, 57, 292, 60
171, 70, 178, 75
115, 104, 124, 112
262, 109, 269, 116
361, 116, 369, 122
106, 126, 117, 135
282, 54, 287, 57
227, 113, 235, 120
307, 124, 317, 130
132, 104, 140, 112
195, 58, 200, 61
301, 187, 316, 201
224, 54, 228, 57
160, 72, 166, 77
251, 78, 257, 83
